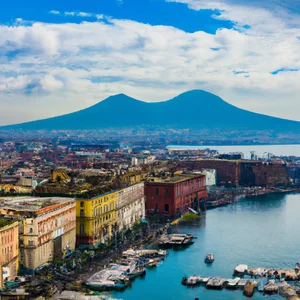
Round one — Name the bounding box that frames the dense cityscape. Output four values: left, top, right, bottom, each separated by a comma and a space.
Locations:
2, 0, 300, 299
0, 132, 299, 299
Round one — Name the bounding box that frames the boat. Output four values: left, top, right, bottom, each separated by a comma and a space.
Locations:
128, 266, 146, 279
264, 280, 279, 294
85, 269, 130, 291
236, 279, 248, 288
234, 264, 248, 276
146, 259, 160, 268
206, 277, 226, 289
182, 276, 209, 286
158, 234, 194, 248
110, 263, 146, 279
204, 253, 215, 264
258, 278, 268, 292
226, 277, 240, 289
243, 280, 255, 297
122, 249, 167, 259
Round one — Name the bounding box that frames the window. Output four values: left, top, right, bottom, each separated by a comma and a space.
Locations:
80, 223, 85, 235
156, 188, 159, 196
80, 209, 85, 217
28, 240, 34, 246
165, 188, 169, 196
164, 204, 169, 213
29, 228, 33, 234
80, 201, 84, 207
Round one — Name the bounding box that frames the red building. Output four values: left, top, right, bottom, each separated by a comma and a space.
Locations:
145, 175, 207, 217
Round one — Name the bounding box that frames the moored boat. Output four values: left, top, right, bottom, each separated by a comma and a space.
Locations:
206, 277, 226, 289
243, 280, 255, 297
181, 275, 209, 286
258, 278, 268, 292
85, 269, 130, 291
158, 234, 194, 248
226, 277, 240, 289
234, 264, 248, 276
204, 253, 215, 264
263, 280, 279, 294
236, 279, 248, 288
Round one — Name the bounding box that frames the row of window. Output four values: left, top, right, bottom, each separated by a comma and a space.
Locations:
1, 245, 13, 255
155, 188, 169, 196
0, 229, 15, 245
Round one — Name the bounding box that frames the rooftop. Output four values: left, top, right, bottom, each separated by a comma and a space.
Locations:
0, 218, 18, 229
0, 197, 74, 212
146, 174, 204, 184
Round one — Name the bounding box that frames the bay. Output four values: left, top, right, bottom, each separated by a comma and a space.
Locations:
111, 193, 300, 300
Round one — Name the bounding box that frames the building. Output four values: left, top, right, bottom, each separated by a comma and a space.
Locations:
117, 183, 145, 231
0, 197, 76, 271
178, 160, 241, 186
0, 219, 19, 288
145, 175, 208, 217
179, 160, 290, 187
76, 191, 118, 247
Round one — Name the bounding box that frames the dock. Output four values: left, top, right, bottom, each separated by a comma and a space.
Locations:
182, 263, 300, 297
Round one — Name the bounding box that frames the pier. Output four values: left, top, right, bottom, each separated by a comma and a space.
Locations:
182, 264, 300, 298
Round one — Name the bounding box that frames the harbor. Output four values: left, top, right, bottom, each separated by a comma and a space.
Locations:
110, 192, 300, 300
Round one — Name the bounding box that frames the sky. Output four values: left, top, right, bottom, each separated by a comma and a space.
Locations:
1, 0, 300, 125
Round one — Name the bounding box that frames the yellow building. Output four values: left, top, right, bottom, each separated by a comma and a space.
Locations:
76, 191, 118, 247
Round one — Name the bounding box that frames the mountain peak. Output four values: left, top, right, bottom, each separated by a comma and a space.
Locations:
2, 89, 300, 131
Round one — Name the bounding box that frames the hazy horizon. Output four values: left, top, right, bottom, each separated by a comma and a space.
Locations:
1, 0, 300, 125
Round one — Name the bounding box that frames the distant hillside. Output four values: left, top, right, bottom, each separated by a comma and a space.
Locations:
2, 90, 300, 131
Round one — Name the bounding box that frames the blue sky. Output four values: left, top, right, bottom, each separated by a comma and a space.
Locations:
1, 0, 300, 124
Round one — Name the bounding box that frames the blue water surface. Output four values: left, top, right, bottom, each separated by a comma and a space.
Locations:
110, 193, 300, 300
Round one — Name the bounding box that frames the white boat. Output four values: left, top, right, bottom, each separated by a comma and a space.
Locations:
234, 264, 248, 276
236, 279, 248, 288
206, 277, 226, 289
85, 269, 130, 291
227, 277, 240, 288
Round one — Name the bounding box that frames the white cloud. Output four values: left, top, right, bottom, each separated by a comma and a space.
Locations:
49, 10, 60, 15
52, 11, 102, 18
0, 2, 300, 125
40, 74, 64, 91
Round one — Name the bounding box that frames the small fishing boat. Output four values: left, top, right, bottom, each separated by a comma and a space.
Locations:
128, 266, 146, 279
234, 264, 248, 276
182, 276, 209, 286
226, 277, 240, 289
146, 259, 160, 268
264, 280, 279, 294
204, 253, 215, 264
206, 277, 226, 289
110, 263, 146, 279
243, 280, 255, 297
236, 279, 248, 288
258, 278, 268, 292
85, 269, 130, 291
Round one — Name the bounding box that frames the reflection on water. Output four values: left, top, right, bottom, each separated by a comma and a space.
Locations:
112, 193, 300, 300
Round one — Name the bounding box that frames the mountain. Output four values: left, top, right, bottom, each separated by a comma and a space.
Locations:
2, 90, 300, 131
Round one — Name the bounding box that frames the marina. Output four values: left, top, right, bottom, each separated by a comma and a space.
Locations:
111, 193, 300, 300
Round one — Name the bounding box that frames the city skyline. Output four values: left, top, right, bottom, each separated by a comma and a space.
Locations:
1, 0, 300, 125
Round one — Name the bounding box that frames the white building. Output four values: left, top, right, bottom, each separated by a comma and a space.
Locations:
117, 183, 145, 231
